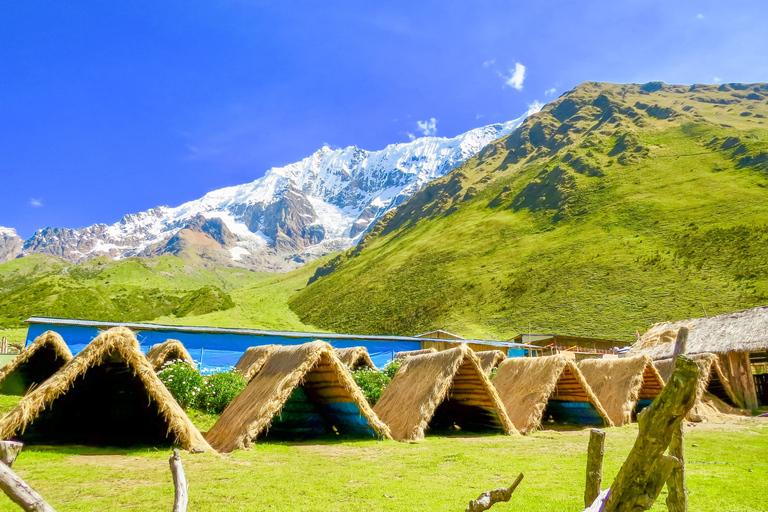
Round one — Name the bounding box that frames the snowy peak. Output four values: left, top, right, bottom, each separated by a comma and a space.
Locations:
0, 227, 22, 263
4, 111, 534, 272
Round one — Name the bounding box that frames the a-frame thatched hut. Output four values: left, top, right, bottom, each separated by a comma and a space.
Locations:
0, 327, 212, 452
654, 353, 747, 417
334, 347, 377, 371
578, 355, 665, 427
234, 345, 278, 381
373, 344, 517, 442
0, 331, 72, 396
475, 350, 507, 375
394, 348, 437, 360
205, 341, 391, 452
146, 339, 196, 371
632, 307, 768, 409
493, 355, 613, 434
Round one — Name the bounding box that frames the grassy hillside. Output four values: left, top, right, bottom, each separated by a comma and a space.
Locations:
291, 82, 768, 340
0, 253, 331, 338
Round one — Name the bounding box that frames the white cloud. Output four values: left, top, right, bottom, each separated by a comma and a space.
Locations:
503, 63, 526, 90
416, 118, 437, 137
713, 76, 722, 83
544, 87, 557, 97
527, 100, 544, 116
29, 198, 43, 207
476, 113, 484, 120
406, 132, 416, 141
483, 59, 496, 68
697, 13, 704, 19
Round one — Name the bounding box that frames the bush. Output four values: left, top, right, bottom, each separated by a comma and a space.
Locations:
199, 370, 247, 414
158, 361, 204, 409
381, 358, 404, 379
351, 368, 391, 406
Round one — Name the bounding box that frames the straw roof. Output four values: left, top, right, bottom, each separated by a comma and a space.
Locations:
394, 348, 436, 359
578, 355, 665, 427
334, 347, 376, 371
654, 353, 741, 410
373, 344, 517, 442
234, 345, 278, 381
632, 306, 768, 359
0, 331, 72, 395
493, 355, 613, 434
146, 339, 196, 371
0, 327, 212, 452
205, 341, 391, 452
475, 350, 506, 375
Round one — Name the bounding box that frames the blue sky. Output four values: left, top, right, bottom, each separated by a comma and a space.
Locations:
2, 0, 767, 238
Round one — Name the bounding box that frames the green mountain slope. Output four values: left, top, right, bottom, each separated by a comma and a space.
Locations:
0, 253, 329, 333
291, 81, 768, 340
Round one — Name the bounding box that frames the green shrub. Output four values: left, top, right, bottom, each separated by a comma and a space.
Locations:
381, 358, 404, 379
158, 361, 205, 409
199, 370, 247, 414
351, 368, 391, 406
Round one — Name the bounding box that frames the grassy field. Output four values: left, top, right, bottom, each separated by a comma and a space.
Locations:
0, 417, 764, 511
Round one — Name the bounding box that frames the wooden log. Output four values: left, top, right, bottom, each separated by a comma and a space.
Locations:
0, 441, 24, 468
465, 473, 523, 512
584, 428, 605, 507
169, 449, 188, 512
667, 327, 688, 512
0, 458, 56, 512
600, 356, 698, 512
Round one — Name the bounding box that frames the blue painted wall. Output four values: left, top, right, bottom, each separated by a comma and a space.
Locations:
26, 323, 421, 372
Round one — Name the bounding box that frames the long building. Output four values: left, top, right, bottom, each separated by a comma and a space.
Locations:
25, 317, 527, 372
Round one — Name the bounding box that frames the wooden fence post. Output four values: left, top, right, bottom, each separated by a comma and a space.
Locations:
169, 449, 188, 512
666, 327, 688, 512
585, 428, 605, 508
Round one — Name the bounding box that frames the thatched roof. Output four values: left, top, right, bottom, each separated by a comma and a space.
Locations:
146, 339, 196, 371
234, 345, 278, 381
373, 344, 517, 442
654, 353, 743, 412
0, 327, 212, 452
578, 355, 665, 427
475, 350, 506, 375
334, 347, 376, 371
0, 331, 72, 396
632, 306, 768, 359
205, 341, 391, 452
394, 348, 436, 359
493, 355, 613, 434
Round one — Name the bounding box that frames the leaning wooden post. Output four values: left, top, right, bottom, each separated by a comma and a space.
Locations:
169, 449, 188, 512
600, 355, 698, 512
585, 428, 606, 507
0, 441, 56, 512
666, 327, 689, 512
466, 473, 524, 512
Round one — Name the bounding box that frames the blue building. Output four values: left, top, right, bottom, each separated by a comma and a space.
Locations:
25, 317, 526, 372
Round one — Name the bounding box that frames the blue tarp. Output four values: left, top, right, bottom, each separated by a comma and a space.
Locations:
25, 323, 422, 372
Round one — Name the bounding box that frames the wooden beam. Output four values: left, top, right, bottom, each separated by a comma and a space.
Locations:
667, 327, 689, 512
169, 449, 188, 512
584, 428, 605, 507
0, 450, 56, 512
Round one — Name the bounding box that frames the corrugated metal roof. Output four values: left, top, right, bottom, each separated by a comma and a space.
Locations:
25, 316, 529, 349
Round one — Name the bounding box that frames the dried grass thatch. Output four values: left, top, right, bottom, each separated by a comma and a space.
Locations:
632, 306, 768, 359
146, 339, 196, 371
0, 331, 72, 396
334, 347, 376, 371
475, 350, 506, 375
578, 355, 665, 427
234, 345, 278, 381
373, 344, 517, 442
394, 348, 437, 359
205, 341, 391, 452
654, 353, 747, 416
493, 355, 613, 434
0, 327, 212, 452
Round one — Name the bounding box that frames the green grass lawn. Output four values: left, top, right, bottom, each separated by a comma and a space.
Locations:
0, 419, 765, 511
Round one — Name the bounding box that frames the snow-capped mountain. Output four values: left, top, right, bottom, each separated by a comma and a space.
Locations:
2, 110, 535, 272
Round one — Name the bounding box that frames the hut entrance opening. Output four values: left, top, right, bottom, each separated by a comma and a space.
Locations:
264, 354, 376, 440
0, 347, 68, 396
542, 365, 605, 426
15, 350, 174, 447
632, 364, 665, 420
428, 360, 503, 434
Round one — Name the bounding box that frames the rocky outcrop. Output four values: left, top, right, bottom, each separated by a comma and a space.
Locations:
0, 228, 22, 263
